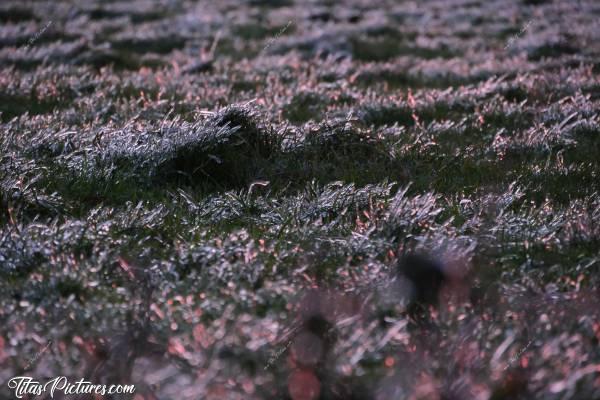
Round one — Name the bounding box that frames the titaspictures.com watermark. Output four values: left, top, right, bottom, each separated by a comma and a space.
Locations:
7, 376, 135, 398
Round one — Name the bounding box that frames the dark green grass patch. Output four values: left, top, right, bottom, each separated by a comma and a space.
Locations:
111, 35, 186, 54
0, 6, 38, 22
283, 91, 329, 123
351, 36, 457, 62
0, 90, 75, 122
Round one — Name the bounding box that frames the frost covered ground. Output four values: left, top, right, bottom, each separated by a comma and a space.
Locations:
1, 0, 599, 399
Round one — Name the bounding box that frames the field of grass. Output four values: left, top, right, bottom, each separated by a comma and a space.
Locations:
1, 0, 599, 399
